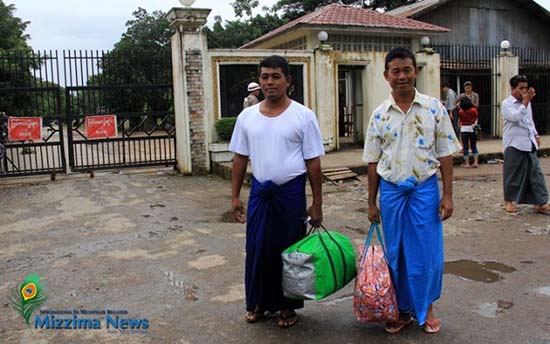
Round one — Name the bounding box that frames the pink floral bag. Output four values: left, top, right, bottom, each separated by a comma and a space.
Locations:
353, 222, 399, 323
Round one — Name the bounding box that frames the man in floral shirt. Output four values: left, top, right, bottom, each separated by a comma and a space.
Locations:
363, 47, 460, 335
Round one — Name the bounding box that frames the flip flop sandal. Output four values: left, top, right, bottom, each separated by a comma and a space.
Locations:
535, 205, 550, 214
504, 205, 518, 213
277, 312, 298, 328
423, 318, 441, 334
384, 318, 413, 334
245, 308, 265, 323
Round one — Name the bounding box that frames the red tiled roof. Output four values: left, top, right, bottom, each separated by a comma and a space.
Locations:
240, 4, 449, 49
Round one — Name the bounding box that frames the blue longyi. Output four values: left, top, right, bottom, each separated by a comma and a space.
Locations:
379, 174, 444, 325
245, 174, 307, 313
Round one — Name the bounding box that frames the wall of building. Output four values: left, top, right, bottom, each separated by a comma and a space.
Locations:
418, 0, 550, 48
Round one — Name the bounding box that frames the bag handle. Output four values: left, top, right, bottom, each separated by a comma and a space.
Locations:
360, 222, 389, 265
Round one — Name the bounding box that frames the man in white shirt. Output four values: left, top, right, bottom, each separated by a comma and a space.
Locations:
502, 74, 549, 214
364, 47, 461, 335
229, 55, 325, 328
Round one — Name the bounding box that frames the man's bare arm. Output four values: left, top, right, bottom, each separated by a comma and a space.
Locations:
305, 157, 323, 226
438, 155, 454, 221
231, 153, 249, 223
367, 163, 380, 223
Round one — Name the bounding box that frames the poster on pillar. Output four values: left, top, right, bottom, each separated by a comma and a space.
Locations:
8, 117, 42, 141
86, 115, 118, 139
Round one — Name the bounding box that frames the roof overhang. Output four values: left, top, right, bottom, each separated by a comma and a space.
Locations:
240, 23, 448, 49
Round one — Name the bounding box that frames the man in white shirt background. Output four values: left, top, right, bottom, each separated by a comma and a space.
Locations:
502, 74, 550, 214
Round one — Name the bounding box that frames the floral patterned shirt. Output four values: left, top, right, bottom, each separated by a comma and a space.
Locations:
363, 90, 461, 183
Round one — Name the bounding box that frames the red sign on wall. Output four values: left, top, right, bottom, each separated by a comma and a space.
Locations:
8, 117, 42, 141
86, 115, 118, 139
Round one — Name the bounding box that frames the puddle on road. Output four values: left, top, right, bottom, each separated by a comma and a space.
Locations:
444, 259, 516, 283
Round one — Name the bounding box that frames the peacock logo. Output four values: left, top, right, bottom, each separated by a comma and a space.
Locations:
10, 274, 48, 326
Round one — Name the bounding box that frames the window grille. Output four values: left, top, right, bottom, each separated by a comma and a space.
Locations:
327, 35, 412, 52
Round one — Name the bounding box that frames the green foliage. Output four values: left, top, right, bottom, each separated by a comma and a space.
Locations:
0, 0, 31, 52
88, 8, 174, 117
273, 0, 418, 21
231, 0, 260, 17
208, 0, 417, 48
215, 117, 237, 141
204, 13, 286, 49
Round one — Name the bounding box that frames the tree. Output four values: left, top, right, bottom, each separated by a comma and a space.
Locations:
0, 0, 31, 52
364, 0, 417, 11
273, 0, 418, 21
204, 13, 286, 49
0, 1, 39, 118
89, 8, 174, 120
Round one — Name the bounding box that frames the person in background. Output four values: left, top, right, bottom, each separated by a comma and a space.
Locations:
502, 74, 550, 214
243, 82, 261, 109
441, 83, 459, 136
458, 81, 479, 108
458, 97, 479, 168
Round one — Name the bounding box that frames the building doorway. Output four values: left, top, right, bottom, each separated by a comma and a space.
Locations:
338, 66, 364, 146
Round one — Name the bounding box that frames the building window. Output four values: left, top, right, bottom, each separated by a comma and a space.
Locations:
270, 37, 307, 50
327, 35, 412, 52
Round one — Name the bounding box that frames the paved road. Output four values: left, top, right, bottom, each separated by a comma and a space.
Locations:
1, 160, 549, 343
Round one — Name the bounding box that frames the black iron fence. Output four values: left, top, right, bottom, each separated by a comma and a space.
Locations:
0, 51, 66, 177
0, 49, 175, 178
434, 44, 550, 136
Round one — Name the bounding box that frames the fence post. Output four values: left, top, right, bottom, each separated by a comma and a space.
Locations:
416, 51, 441, 99
166, 7, 211, 175
492, 53, 518, 137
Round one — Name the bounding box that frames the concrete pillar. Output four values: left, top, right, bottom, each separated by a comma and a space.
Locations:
492, 53, 518, 137
415, 51, 441, 99
166, 7, 211, 175
314, 48, 337, 151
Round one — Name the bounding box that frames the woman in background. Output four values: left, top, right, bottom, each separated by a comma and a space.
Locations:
458, 97, 479, 168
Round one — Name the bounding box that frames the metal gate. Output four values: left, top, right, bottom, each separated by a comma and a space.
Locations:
0, 50, 176, 178
0, 51, 66, 178
435, 44, 500, 138
435, 44, 550, 136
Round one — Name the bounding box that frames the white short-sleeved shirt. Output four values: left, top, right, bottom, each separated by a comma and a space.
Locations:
363, 90, 461, 183
229, 101, 325, 185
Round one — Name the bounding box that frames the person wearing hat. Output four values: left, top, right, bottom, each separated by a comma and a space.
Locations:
457, 81, 479, 108
243, 82, 262, 109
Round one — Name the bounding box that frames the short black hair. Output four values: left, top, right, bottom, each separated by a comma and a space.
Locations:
385, 47, 417, 71
259, 55, 290, 76
510, 74, 528, 88
459, 96, 473, 111
441, 82, 451, 88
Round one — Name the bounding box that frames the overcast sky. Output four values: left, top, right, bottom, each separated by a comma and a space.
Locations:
8, 0, 550, 52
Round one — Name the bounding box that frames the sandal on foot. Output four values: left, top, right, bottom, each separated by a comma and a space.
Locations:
384, 318, 413, 334
245, 308, 265, 323
423, 318, 441, 334
534, 204, 550, 214
277, 311, 298, 328
504, 204, 517, 213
